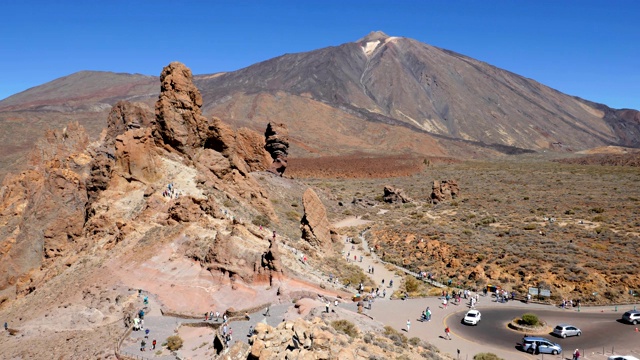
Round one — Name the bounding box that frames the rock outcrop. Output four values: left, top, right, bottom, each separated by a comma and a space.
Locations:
105, 101, 154, 147
154, 62, 211, 155
0, 124, 91, 301
264, 122, 289, 176
430, 179, 459, 204
300, 188, 337, 249
383, 185, 413, 203
114, 128, 161, 184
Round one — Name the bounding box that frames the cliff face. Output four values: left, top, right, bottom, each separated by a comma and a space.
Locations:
0, 62, 277, 306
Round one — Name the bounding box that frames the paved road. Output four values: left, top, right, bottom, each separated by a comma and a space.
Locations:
448, 305, 640, 358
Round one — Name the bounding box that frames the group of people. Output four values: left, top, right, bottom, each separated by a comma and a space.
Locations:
204, 310, 223, 322
162, 182, 181, 199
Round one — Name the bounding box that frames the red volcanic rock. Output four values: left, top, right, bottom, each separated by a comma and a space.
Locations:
154, 62, 211, 155
114, 128, 161, 184
105, 101, 154, 147
300, 188, 336, 250
0, 125, 90, 300
430, 179, 459, 204
235, 127, 271, 173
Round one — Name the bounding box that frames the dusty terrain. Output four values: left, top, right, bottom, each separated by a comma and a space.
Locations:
297, 155, 640, 305
0, 59, 639, 360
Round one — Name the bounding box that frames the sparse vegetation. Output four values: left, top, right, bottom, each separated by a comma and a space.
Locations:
251, 215, 270, 227
166, 335, 183, 351
519, 313, 540, 326
331, 319, 358, 338
474, 353, 504, 360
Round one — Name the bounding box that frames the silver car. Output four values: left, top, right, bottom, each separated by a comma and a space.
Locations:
521, 336, 562, 355
552, 324, 582, 338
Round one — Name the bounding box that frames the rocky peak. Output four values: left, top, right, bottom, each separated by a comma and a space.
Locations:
154, 62, 211, 155
357, 30, 390, 43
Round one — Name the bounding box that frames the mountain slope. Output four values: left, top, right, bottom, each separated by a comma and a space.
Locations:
1, 31, 639, 181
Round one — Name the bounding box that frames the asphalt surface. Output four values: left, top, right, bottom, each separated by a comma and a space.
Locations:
448, 304, 640, 358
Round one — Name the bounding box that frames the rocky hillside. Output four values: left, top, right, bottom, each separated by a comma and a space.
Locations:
1, 31, 639, 181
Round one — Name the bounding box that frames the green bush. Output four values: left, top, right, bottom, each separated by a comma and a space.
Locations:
474, 353, 504, 360
166, 335, 183, 351
408, 337, 422, 346
520, 313, 539, 326
331, 319, 358, 338
405, 275, 420, 293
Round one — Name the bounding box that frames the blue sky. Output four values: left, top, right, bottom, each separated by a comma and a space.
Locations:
1, 0, 638, 109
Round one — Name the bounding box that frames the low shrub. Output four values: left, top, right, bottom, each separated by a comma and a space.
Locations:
166, 335, 183, 351
331, 319, 358, 338
474, 353, 504, 360
519, 313, 539, 326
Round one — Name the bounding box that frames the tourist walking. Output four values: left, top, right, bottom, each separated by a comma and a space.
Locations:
444, 326, 451, 340
573, 349, 581, 360
406, 320, 411, 332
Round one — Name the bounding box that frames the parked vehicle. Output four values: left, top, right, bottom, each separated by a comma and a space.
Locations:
462, 310, 481, 325
621, 310, 640, 325
521, 336, 562, 355
552, 323, 582, 338
607, 356, 640, 360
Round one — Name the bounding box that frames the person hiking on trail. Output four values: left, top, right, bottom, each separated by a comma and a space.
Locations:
445, 326, 451, 340
205, 312, 208, 321
152, 339, 156, 349
426, 307, 432, 321
406, 319, 411, 332
145, 328, 150, 338
140, 339, 146, 351
264, 305, 270, 316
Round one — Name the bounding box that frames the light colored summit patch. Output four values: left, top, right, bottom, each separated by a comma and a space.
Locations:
362, 40, 380, 56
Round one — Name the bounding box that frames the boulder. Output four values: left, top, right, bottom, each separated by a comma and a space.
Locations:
300, 188, 335, 250
383, 185, 412, 203
430, 179, 459, 204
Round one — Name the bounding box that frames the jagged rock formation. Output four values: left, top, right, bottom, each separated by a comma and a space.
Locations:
154, 62, 212, 155
0, 124, 91, 301
300, 188, 337, 249
105, 101, 154, 147
264, 122, 289, 176
383, 185, 413, 203
430, 179, 459, 204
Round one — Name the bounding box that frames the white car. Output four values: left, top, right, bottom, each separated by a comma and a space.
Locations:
608, 356, 640, 360
463, 309, 481, 325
